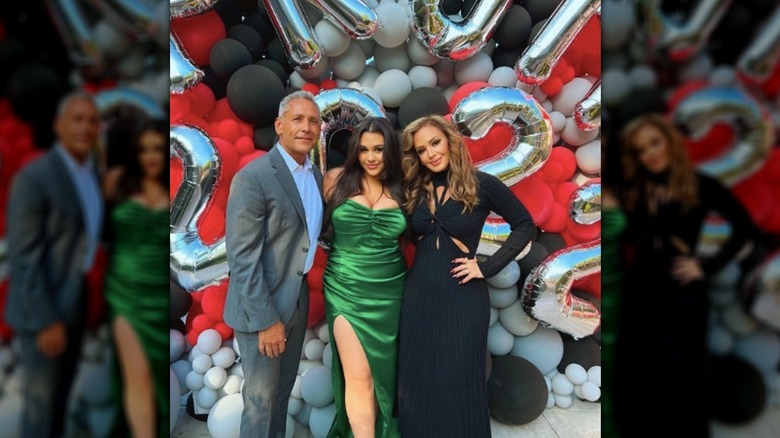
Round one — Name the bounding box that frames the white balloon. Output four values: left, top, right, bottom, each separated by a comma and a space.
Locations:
355, 38, 376, 59
531, 86, 548, 103
297, 57, 331, 80
170, 369, 181, 434
357, 66, 381, 89
510, 327, 564, 376
310, 403, 338, 438
628, 64, 658, 89
374, 2, 411, 48
548, 111, 567, 132
330, 42, 366, 81
499, 300, 539, 337
454, 52, 493, 85
315, 19, 351, 57
734, 330, 780, 373
81, 337, 102, 362
288, 396, 303, 416
222, 375, 242, 395
374, 43, 412, 73
188, 345, 201, 363
442, 83, 459, 102
481, 39, 497, 56
372, 69, 412, 108
186, 370, 206, 391
300, 366, 334, 407
486, 262, 521, 288
93, 19, 131, 58
305, 339, 327, 361
407, 37, 439, 66
116, 45, 147, 79
211, 346, 237, 369
73, 362, 111, 404
171, 359, 193, 395
198, 329, 223, 355
707, 323, 735, 356
678, 53, 714, 83
561, 117, 600, 147
408, 65, 437, 89
587, 366, 601, 387
292, 375, 303, 399
322, 343, 333, 369
600, 69, 631, 106
294, 403, 313, 427
552, 373, 574, 396
204, 367, 228, 390
564, 364, 588, 385
192, 354, 213, 374
229, 363, 244, 378
487, 284, 518, 309
543, 376, 552, 392
575, 139, 601, 174
488, 66, 519, 87
285, 415, 295, 438
196, 387, 219, 410
546, 392, 556, 408
359, 86, 384, 106
710, 262, 741, 287
551, 77, 592, 116
580, 381, 600, 402
601, 0, 635, 50
298, 359, 322, 375
207, 393, 243, 438
542, 99, 553, 114
487, 323, 514, 355
489, 306, 499, 327
722, 302, 759, 335
554, 393, 572, 408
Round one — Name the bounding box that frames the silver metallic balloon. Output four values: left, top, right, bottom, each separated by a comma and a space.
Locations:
521, 239, 601, 340
452, 86, 554, 186
411, 0, 512, 60
96, 86, 165, 118
672, 86, 775, 186
737, 5, 780, 82
44, 0, 102, 67
746, 251, 780, 331
573, 81, 601, 132
262, 0, 323, 70
170, 34, 204, 94
170, 124, 228, 292
312, 88, 387, 172
87, 0, 155, 34
308, 0, 378, 39
170, 0, 221, 19
637, 0, 731, 61
569, 179, 601, 225
515, 0, 600, 84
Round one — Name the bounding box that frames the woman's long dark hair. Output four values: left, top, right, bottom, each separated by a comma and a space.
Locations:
111, 118, 169, 206
321, 117, 405, 244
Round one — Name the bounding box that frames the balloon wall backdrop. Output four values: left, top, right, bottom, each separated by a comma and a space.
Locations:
602, 0, 780, 428
169, 0, 602, 434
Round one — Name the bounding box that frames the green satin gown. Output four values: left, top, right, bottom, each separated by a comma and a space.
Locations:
104, 200, 170, 437
323, 199, 407, 438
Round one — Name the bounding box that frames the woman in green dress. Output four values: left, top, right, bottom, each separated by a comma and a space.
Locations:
321, 117, 407, 438
102, 119, 169, 437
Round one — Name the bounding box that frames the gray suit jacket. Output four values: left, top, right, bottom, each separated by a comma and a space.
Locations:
5, 149, 92, 333
223, 145, 324, 333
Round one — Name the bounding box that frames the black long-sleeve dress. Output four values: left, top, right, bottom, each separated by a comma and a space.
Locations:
614, 172, 756, 437
396, 170, 536, 437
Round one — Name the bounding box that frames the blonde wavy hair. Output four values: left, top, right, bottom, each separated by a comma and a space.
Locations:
401, 115, 479, 214
619, 113, 699, 214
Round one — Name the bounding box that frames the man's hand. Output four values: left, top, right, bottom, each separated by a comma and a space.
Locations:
258, 321, 287, 358
37, 321, 67, 358
672, 256, 705, 286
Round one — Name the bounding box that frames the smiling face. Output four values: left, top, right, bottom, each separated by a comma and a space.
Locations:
412, 124, 450, 173
55, 97, 100, 162
274, 98, 321, 163
632, 123, 671, 174
138, 130, 166, 179
358, 131, 386, 179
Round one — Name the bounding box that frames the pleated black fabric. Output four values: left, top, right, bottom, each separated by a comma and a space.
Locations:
396, 171, 535, 438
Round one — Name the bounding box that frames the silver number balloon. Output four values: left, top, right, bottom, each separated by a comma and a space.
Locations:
521, 239, 601, 340
308, 0, 379, 38
86, 0, 155, 34
170, 34, 204, 94
569, 179, 601, 225
96, 86, 165, 118
453, 86, 553, 186
170, 0, 221, 19
312, 88, 387, 172
411, 0, 512, 60
746, 251, 780, 331
638, 0, 731, 61
573, 81, 601, 131
672, 86, 775, 186
170, 125, 228, 291
737, 5, 780, 82
515, 0, 601, 85
44, 0, 102, 67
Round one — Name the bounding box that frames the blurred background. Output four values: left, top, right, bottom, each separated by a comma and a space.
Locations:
601, 0, 780, 436
0, 1, 167, 437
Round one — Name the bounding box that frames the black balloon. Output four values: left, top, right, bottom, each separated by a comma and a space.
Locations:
253, 124, 278, 151
610, 88, 666, 128
226, 65, 286, 126
487, 355, 548, 425
462, 0, 478, 19
210, 38, 253, 81
520, 0, 561, 24
244, 11, 277, 45
256, 59, 289, 86
708, 356, 767, 424
398, 87, 450, 128
234, 0, 260, 14
202, 65, 228, 100
518, 241, 549, 281
170, 317, 187, 335
708, 4, 753, 65
228, 24, 266, 61
536, 232, 566, 254
266, 38, 294, 74
326, 129, 352, 168
441, 0, 461, 15
213, 0, 243, 28
557, 333, 601, 372
170, 280, 192, 323
491, 45, 525, 69
494, 5, 532, 49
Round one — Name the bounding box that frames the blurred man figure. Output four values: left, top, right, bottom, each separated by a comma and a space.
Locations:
5, 91, 103, 437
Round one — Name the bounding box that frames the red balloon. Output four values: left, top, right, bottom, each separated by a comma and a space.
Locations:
732, 175, 773, 227
449, 81, 490, 113
84, 246, 108, 330
214, 321, 234, 340
302, 83, 320, 95
186, 329, 199, 347
510, 175, 554, 225
198, 205, 225, 245
235, 136, 255, 156
540, 203, 568, 233
550, 146, 577, 180
238, 150, 266, 169
170, 158, 183, 201
684, 122, 733, 164
210, 98, 239, 122
667, 80, 709, 111
170, 11, 226, 67
539, 76, 563, 97
320, 79, 337, 90
464, 122, 513, 165
401, 240, 416, 269
201, 282, 228, 321
192, 314, 216, 333
306, 247, 328, 327
566, 219, 600, 243
554, 182, 578, 205
218, 119, 242, 143
189, 83, 217, 117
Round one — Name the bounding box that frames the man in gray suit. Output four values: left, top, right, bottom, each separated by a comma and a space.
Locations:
224, 90, 324, 438
5, 91, 103, 437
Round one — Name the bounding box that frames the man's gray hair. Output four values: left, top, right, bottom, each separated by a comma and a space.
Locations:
278, 90, 319, 119
56, 90, 98, 118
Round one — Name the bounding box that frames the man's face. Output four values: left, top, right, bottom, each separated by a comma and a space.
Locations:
274, 98, 321, 163
54, 98, 100, 162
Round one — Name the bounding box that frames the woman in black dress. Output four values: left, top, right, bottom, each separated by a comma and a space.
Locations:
396, 115, 536, 437
614, 113, 756, 437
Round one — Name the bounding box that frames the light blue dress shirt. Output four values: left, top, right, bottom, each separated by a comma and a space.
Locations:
57, 145, 103, 273
277, 144, 322, 273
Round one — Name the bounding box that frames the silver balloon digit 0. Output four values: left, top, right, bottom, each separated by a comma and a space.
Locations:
521, 239, 601, 340
515, 0, 601, 85
736, 5, 780, 82
170, 125, 229, 292
569, 179, 601, 225
573, 81, 601, 131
